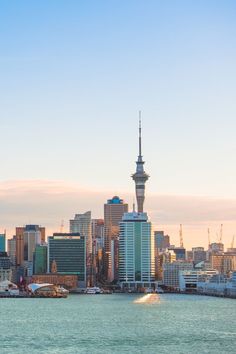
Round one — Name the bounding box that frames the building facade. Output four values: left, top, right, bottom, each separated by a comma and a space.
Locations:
104, 196, 128, 282
34, 244, 47, 274
16, 225, 45, 267
168, 247, 186, 261
154, 231, 170, 250
70, 211, 92, 255
48, 233, 86, 287
0, 252, 12, 282
210, 253, 236, 274
179, 269, 218, 292
7, 236, 16, 266
163, 262, 193, 289
119, 212, 155, 289
0, 233, 6, 252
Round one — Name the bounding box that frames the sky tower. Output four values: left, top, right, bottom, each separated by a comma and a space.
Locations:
132, 112, 149, 213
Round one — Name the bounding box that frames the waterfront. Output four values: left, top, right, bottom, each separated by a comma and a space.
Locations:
0, 294, 235, 354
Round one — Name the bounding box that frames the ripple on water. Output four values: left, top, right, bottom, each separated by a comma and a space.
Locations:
0, 294, 235, 354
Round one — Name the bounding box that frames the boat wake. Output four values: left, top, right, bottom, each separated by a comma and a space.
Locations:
134, 293, 160, 304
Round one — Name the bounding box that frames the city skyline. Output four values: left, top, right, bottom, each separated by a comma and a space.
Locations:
1, 179, 236, 250
1, 1, 236, 248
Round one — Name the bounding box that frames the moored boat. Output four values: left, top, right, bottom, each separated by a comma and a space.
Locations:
86, 287, 102, 294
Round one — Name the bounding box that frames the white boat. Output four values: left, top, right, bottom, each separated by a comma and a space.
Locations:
0, 280, 19, 296
57, 286, 69, 297
86, 287, 102, 294
145, 287, 154, 293
156, 287, 164, 294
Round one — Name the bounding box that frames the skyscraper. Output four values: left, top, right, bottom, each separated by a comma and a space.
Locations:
154, 231, 170, 250
132, 113, 149, 213
16, 225, 46, 270
119, 212, 155, 288
7, 236, 16, 266
104, 196, 128, 282
48, 233, 86, 287
70, 211, 92, 255
34, 244, 47, 274
70, 211, 92, 285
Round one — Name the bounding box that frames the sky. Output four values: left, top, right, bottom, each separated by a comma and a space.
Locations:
0, 0, 236, 248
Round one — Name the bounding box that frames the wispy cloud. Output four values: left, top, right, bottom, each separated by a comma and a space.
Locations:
0, 180, 235, 249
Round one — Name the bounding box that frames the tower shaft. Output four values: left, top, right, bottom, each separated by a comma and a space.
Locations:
132, 113, 149, 213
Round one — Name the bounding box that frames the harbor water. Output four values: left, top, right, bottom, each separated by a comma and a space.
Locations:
0, 294, 235, 354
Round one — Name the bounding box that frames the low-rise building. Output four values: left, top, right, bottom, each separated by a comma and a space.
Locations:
179, 269, 218, 292
197, 272, 236, 298
163, 262, 193, 289
30, 274, 78, 290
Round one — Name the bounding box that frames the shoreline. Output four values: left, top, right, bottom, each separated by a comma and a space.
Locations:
0, 291, 235, 299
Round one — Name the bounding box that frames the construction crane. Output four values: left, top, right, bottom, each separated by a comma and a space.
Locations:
208, 228, 211, 248
179, 224, 184, 248
219, 224, 223, 243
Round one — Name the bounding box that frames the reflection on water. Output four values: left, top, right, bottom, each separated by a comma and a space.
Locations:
134, 293, 160, 304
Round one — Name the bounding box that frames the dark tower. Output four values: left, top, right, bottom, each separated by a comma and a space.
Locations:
132, 112, 149, 212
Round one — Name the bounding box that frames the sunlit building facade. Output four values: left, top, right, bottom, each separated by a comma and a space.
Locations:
119, 212, 155, 289
104, 196, 128, 282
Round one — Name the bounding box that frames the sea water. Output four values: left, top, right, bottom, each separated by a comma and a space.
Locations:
0, 294, 235, 354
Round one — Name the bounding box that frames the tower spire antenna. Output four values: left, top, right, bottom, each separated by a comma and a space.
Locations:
132, 111, 149, 213
139, 110, 142, 157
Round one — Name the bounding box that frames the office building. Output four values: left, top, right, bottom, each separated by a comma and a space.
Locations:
179, 269, 218, 292
48, 233, 86, 287
7, 236, 16, 266
209, 242, 224, 254
70, 211, 92, 285
168, 247, 186, 261
210, 253, 236, 274
154, 231, 170, 250
163, 262, 193, 289
0, 251, 12, 282
192, 247, 207, 264
0, 233, 6, 252
16, 225, 45, 266
91, 219, 104, 244
104, 196, 128, 282
119, 212, 155, 288
0, 252, 11, 269
34, 245, 47, 274
70, 211, 92, 255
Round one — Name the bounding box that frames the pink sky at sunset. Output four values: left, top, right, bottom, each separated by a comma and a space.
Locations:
0, 180, 235, 250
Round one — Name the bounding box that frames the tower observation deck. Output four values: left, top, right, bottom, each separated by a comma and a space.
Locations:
131, 112, 149, 213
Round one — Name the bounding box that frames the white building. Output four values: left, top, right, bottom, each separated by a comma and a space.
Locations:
179, 269, 218, 292
119, 212, 155, 289
163, 262, 193, 289
197, 272, 236, 297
